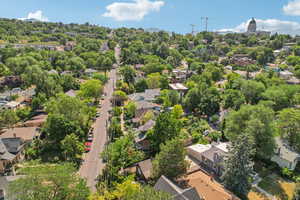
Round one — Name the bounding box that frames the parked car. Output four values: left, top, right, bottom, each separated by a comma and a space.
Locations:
96, 112, 100, 117
85, 142, 92, 152
87, 136, 93, 142
87, 133, 93, 142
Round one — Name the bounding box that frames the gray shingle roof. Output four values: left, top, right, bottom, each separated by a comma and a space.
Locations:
128, 89, 160, 102
275, 137, 300, 162
137, 120, 155, 132
0, 140, 16, 161
138, 159, 152, 180
154, 176, 202, 200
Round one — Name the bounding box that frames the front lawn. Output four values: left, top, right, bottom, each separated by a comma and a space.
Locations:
258, 174, 296, 200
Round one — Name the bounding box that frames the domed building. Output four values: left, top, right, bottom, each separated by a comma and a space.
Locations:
247, 18, 257, 33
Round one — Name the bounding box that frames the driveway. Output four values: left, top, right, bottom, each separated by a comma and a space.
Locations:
79, 68, 116, 192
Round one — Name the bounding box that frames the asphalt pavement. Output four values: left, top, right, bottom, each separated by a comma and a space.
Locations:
79, 69, 116, 192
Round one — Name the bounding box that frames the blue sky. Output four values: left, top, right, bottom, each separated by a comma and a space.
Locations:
1, 0, 300, 35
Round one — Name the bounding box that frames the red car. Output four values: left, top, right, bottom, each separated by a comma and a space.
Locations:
85, 142, 92, 152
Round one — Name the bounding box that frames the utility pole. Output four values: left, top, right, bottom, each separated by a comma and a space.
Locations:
201, 17, 209, 32
190, 24, 196, 35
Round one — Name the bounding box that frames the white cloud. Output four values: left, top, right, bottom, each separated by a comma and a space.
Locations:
103, 0, 165, 21
283, 0, 300, 16
19, 10, 49, 22
218, 18, 300, 35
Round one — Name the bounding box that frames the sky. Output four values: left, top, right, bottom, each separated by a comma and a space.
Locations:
1, 0, 300, 35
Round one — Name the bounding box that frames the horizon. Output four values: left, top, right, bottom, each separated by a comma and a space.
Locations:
1, 0, 300, 35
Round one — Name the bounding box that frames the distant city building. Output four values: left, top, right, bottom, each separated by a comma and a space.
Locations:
246, 18, 271, 36
247, 18, 257, 33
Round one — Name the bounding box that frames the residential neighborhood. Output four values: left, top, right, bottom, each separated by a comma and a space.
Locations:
0, 2, 300, 199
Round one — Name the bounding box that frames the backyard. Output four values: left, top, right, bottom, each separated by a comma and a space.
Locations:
248, 188, 269, 200
258, 174, 296, 200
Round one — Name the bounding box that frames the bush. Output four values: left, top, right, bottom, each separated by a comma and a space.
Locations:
113, 106, 122, 117
281, 167, 293, 179
92, 73, 108, 83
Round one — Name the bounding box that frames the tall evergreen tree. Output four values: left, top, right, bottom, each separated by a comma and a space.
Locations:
152, 138, 189, 181
222, 133, 255, 199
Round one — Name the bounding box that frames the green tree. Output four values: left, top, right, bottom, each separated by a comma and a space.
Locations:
241, 80, 265, 104
277, 108, 300, 151
184, 83, 220, 117
222, 89, 245, 110
45, 94, 91, 126
152, 138, 189, 180
124, 101, 136, 119
8, 163, 90, 200
222, 133, 254, 199
108, 117, 123, 140
135, 78, 148, 92
101, 135, 144, 184
79, 79, 103, 101
120, 66, 136, 84
0, 109, 19, 130
225, 105, 275, 159
112, 90, 128, 106
171, 104, 184, 119
61, 133, 84, 163
148, 112, 182, 153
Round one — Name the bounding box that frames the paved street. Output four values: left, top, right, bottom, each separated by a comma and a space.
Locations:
79, 68, 116, 192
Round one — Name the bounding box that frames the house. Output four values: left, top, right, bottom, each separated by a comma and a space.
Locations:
48, 69, 58, 75
128, 89, 161, 102
122, 159, 153, 182
64, 41, 76, 51
271, 137, 300, 170
169, 83, 188, 92
185, 171, 240, 200
136, 120, 155, 133
154, 175, 202, 200
231, 54, 256, 67
171, 69, 188, 83
0, 138, 25, 174
23, 113, 47, 127
84, 68, 97, 76
0, 127, 40, 143
134, 131, 150, 151
0, 76, 22, 90
65, 89, 77, 97
134, 120, 155, 151
4, 101, 20, 110
273, 49, 282, 57
136, 159, 153, 182
135, 101, 161, 119
279, 70, 294, 80
187, 142, 229, 177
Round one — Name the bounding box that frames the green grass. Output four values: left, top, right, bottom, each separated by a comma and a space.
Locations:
258, 174, 296, 200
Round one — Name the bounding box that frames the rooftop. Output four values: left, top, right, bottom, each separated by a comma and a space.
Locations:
186, 171, 239, 200
128, 89, 161, 102
137, 159, 152, 180
0, 127, 39, 142
274, 137, 300, 162
137, 120, 155, 132
154, 175, 202, 200
169, 83, 188, 91
65, 89, 77, 97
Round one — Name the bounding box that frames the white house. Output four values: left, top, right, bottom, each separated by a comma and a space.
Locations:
271, 137, 300, 170
279, 70, 293, 80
